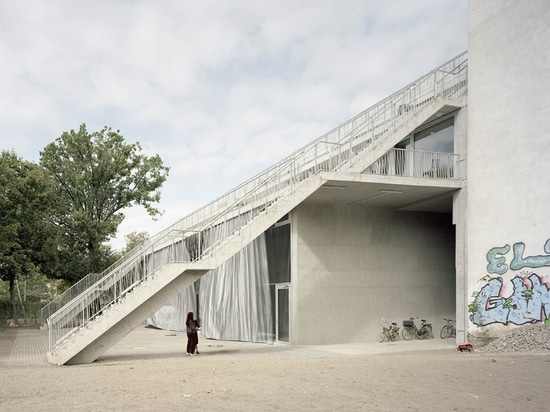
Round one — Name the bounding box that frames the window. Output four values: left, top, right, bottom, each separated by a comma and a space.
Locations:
413, 117, 454, 153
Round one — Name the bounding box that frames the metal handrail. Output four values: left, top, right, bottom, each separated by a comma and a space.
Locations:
46, 51, 468, 352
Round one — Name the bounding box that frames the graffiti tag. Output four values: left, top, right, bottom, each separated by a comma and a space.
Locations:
469, 273, 550, 326
486, 239, 550, 275
471, 239, 550, 326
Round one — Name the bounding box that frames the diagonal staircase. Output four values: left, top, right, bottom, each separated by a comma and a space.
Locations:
46, 52, 468, 365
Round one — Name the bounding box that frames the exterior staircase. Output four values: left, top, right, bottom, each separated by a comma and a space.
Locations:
46, 52, 468, 365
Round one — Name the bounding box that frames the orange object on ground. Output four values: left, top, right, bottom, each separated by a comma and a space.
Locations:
457, 342, 474, 352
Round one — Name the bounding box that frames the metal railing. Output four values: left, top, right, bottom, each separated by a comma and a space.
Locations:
364, 148, 459, 179
39, 273, 102, 326
46, 51, 468, 352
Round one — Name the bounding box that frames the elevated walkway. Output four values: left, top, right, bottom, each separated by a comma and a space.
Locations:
45, 52, 468, 365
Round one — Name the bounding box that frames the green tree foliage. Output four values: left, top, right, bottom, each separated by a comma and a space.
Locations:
39, 124, 170, 281
0, 150, 57, 325
106, 231, 151, 264
123, 231, 150, 255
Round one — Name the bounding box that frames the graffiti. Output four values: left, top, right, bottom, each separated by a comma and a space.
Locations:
469, 272, 550, 326
471, 239, 550, 326
510, 240, 550, 271
487, 239, 550, 275
486, 245, 511, 275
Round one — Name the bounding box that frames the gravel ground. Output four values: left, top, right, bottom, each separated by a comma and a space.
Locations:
476, 323, 550, 352
2, 326, 550, 411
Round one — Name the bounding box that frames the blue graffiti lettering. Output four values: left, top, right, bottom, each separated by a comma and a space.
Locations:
470, 273, 550, 326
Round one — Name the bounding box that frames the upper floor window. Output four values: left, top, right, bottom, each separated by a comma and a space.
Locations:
414, 117, 454, 153
396, 117, 454, 153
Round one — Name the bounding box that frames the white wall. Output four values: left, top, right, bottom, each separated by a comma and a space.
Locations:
291, 203, 455, 344
466, 0, 550, 336
453, 101, 468, 342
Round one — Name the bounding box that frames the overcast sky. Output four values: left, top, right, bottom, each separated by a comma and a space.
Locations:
0, 0, 468, 250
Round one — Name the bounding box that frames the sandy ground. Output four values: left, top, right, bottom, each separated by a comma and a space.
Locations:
1, 326, 549, 411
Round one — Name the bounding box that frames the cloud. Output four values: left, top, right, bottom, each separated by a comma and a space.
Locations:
0, 0, 468, 250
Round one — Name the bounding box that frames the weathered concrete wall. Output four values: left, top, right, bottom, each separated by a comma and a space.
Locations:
453, 102, 468, 342
467, 0, 550, 336
291, 203, 455, 344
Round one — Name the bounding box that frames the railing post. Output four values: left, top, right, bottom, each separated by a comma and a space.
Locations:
453, 153, 458, 179
388, 149, 396, 175
314, 144, 318, 173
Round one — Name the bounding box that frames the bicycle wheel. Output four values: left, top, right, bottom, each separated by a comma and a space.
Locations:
390, 331, 399, 342
423, 325, 433, 339
379, 332, 386, 343
402, 327, 415, 340
440, 325, 451, 339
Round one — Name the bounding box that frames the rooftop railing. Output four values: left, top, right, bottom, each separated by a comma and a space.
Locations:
46, 51, 468, 352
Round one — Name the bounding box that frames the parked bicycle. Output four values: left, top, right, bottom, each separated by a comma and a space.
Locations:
440, 318, 456, 339
379, 319, 400, 342
402, 317, 433, 340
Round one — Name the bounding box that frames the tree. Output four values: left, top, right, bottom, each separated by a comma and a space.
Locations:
0, 150, 57, 325
123, 231, 150, 255
39, 124, 170, 281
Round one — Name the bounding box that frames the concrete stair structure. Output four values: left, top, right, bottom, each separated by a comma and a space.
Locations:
46, 52, 468, 365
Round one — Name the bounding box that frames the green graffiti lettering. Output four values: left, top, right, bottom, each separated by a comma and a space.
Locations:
486, 245, 510, 275
510, 242, 550, 270
521, 289, 534, 301
502, 297, 513, 309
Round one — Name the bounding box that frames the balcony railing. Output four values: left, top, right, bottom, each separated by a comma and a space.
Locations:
364, 148, 459, 179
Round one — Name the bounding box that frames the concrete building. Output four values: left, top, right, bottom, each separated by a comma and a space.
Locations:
464, 1, 550, 338
290, 0, 550, 345
44, 0, 549, 365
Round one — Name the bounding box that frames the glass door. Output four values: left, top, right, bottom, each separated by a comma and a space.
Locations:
276, 284, 290, 343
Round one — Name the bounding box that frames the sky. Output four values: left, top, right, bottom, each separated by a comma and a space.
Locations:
0, 0, 468, 250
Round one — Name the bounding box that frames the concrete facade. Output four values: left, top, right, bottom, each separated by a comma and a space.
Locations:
466, 1, 550, 337
283, 0, 550, 345
282, 98, 469, 345
290, 201, 456, 344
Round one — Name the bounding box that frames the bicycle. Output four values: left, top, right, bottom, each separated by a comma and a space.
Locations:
440, 318, 456, 339
402, 317, 433, 340
379, 319, 400, 343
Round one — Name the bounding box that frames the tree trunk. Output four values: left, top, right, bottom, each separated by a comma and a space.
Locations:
9, 278, 19, 327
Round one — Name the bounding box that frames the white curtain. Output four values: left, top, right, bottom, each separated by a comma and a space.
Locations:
146, 285, 196, 331
199, 233, 273, 343
147, 234, 273, 343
